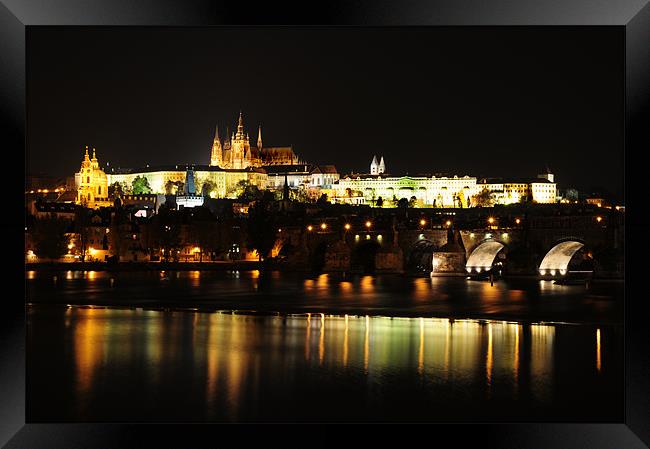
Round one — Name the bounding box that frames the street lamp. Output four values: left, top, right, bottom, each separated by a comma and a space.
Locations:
420, 219, 426, 226
307, 225, 313, 231
515, 218, 521, 225
344, 223, 351, 231
488, 217, 495, 225
365, 221, 372, 228
445, 220, 452, 227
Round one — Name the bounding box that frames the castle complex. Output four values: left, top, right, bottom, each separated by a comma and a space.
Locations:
71, 111, 557, 209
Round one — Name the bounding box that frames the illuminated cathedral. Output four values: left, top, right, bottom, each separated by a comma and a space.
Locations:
210, 111, 301, 169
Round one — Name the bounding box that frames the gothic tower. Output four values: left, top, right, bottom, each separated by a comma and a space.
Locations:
209, 125, 223, 167
370, 155, 379, 175
257, 125, 263, 151
230, 111, 251, 169
378, 156, 386, 174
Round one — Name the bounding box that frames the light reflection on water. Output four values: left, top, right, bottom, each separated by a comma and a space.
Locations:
26, 270, 623, 326
22, 305, 619, 422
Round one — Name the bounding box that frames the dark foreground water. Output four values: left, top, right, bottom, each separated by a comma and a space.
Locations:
26, 270, 623, 422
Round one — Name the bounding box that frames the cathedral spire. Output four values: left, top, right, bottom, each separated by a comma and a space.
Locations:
92, 147, 97, 160
378, 156, 385, 174
237, 111, 244, 136
84, 145, 90, 160
257, 125, 263, 150
210, 124, 223, 167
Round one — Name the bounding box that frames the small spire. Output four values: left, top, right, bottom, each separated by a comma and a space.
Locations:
237, 111, 244, 135
92, 148, 96, 160
214, 124, 220, 141
257, 125, 263, 150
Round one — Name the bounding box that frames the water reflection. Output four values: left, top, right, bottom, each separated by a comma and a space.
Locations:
29, 306, 621, 422
27, 271, 623, 328
596, 328, 601, 373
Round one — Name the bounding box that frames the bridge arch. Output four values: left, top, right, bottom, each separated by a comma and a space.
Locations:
351, 238, 381, 274
406, 239, 436, 275
465, 240, 505, 273
538, 239, 586, 275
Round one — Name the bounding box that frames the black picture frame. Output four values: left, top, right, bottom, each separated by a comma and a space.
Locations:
3, 0, 648, 447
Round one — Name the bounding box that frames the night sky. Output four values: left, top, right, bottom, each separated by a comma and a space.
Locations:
27, 27, 624, 199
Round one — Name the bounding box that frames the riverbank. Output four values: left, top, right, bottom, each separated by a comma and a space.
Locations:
25, 260, 262, 272
25, 261, 624, 282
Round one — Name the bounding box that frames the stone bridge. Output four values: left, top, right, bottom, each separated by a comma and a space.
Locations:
273, 207, 623, 278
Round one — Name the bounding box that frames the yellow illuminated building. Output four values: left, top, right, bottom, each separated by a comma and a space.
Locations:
333, 157, 478, 207
75, 146, 111, 208
477, 176, 557, 205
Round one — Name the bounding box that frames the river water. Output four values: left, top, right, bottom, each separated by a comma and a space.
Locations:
26, 270, 623, 422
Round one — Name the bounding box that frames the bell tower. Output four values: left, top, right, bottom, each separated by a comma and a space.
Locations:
210, 125, 223, 167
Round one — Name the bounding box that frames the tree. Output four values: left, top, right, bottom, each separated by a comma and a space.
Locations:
108, 181, 124, 199
408, 196, 418, 208
292, 187, 317, 204
316, 193, 329, 205
246, 199, 277, 263
397, 197, 409, 208
456, 190, 466, 208
376, 196, 384, 207
231, 180, 263, 202
32, 213, 70, 260
565, 188, 579, 201
472, 188, 495, 207
132, 175, 152, 194
201, 180, 216, 197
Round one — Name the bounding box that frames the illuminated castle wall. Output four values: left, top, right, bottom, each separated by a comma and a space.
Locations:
331, 156, 478, 207
105, 166, 267, 199
332, 157, 556, 207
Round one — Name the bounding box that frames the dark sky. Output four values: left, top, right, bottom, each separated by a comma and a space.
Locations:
27, 27, 624, 199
